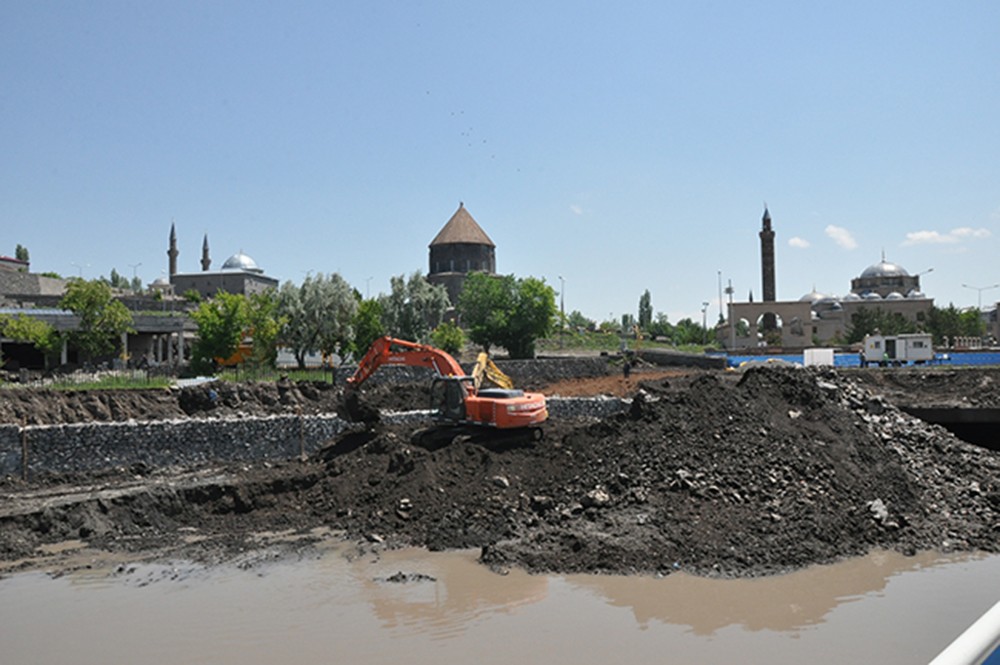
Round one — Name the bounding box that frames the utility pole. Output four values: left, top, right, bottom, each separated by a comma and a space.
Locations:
559, 276, 565, 349
701, 301, 709, 345
726, 279, 735, 349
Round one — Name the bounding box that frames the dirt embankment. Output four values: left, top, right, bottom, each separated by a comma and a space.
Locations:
846, 367, 1000, 409
1, 365, 999, 578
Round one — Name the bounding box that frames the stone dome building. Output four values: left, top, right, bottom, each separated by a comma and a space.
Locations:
850, 256, 923, 298
167, 226, 278, 300
427, 202, 496, 304
724, 211, 934, 349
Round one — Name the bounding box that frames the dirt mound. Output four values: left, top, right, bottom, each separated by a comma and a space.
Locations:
847, 366, 1000, 408
2, 365, 997, 578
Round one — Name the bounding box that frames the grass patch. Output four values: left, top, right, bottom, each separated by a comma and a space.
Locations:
1, 373, 175, 391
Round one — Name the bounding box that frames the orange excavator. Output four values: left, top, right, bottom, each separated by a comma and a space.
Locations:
345, 336, 547, 440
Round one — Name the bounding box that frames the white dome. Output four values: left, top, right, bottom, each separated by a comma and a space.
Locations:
862, 291, 882, 300
799, 289, 828, 304
860, 260, 909, 279
906, 288, 926, 299
885, 291, 905, 300
842, 292, 862, 301
221, 251, 262, 273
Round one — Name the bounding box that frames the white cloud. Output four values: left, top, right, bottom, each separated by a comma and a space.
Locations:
903, 227, 991, 245
951, 227, 991, 239
569, 204, 584, 216
788, 236, 810, 249
825, 225, 858, 250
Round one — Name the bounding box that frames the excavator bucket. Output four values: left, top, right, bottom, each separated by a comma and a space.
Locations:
340, 389, 381, 425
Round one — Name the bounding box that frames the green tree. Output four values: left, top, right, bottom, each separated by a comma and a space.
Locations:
458, 273, 556, 358
190, 292, 249, 374
15, 244, 29, 262
430, 320, 465, 354
638, 290, 652, 330
379, 271, 450, 343
566, 310, 594, 331
0, 314, 61, 368
672, 317, 705, 346
352, 298, 384, 357
246, 291, 284, 367
846, 307, 917, 344
108, 268, 130, 290
647, 312, 673, 340
130, 276, 143, 293
59, 278, 134, 362
926, 304, 983, 345
277, 273, 358, 369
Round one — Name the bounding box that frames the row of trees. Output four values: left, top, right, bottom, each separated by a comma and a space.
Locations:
846, 304, 984, 345
187, 270, 558, 372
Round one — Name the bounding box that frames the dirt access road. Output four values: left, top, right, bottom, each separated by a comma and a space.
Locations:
1, 365, 999, 579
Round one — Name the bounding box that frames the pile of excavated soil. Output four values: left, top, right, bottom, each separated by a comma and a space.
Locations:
847, 366, 1000, 408
1, 365, 998, 578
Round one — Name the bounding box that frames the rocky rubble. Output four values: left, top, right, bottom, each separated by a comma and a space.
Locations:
1, 364, 998, 578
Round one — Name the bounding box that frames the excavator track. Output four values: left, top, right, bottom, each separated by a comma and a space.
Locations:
411, 424, 543, 450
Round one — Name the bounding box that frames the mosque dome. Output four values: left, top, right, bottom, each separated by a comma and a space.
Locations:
860, 260, 909, 279
842, 292, 862, 301
799, 289, 829, 304
152, 276, 170, 286
221, 251, 262, 273
906, 288, 926, 299
862, 291, 883, 300
885, 291, 905, 300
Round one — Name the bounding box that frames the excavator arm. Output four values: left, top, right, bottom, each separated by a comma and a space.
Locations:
472, 352, 514, 392
347, 336, 466, 387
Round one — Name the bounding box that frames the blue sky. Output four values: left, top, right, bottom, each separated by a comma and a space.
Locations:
3, 1, 999, 325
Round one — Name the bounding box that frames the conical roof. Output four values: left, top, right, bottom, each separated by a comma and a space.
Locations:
429, 203, 495, 247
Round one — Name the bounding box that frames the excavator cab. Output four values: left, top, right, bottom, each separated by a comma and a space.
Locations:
430, 376, 469, 423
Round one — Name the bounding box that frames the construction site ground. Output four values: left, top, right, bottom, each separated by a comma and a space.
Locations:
1, 364, 999, 579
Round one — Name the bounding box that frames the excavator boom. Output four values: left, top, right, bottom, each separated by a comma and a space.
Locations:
348, 336, 465, 386
346, 336, 547, 431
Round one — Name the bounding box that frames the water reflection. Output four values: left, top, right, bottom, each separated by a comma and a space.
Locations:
566, 550, 961, 635
345, 548, 549, 639
2, 545, 997, 665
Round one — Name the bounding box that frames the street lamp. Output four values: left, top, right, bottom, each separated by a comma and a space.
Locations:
701, 301, 710, 344
962, 283, 1000, 312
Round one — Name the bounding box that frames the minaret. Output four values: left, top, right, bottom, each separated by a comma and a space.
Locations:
759, 207, 776, 331
168, 222, 179, 277
201, 234, 211, 271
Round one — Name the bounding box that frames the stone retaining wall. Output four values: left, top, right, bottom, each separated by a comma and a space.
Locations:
0, 396, 629, 478
333, 356, 614, 388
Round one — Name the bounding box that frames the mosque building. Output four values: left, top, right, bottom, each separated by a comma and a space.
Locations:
427, 202, 497, 304
724, 209, 934, 349
163, 223, 279, 300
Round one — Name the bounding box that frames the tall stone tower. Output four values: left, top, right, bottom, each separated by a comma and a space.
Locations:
168, 223, 179, 277
759, 207, 776, 330
201, 234, 211, 271
427, 202, 496, 305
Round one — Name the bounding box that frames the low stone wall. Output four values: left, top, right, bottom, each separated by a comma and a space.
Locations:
0, 415, 348, 478
0, 395, 629, 478
332, 355, 614, 388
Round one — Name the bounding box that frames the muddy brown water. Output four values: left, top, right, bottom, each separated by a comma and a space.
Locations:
2, 546, 999, 664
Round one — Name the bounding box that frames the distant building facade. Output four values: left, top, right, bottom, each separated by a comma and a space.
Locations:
427, 202, 496, 304
724, 210, 933, 349
166, 225, 278, 300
